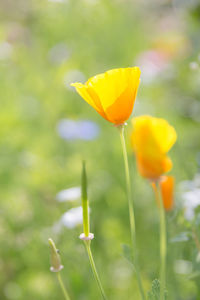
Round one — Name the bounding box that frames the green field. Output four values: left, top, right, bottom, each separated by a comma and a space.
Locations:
1, 0, 200, 299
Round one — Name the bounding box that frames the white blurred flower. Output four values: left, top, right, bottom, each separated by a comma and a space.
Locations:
54, 206, 91, 230
182, 189, 200, 220
56, 187, 81, 202
60, 207, 83, 228
180, 173, 200, 220
174, 259, 192, 275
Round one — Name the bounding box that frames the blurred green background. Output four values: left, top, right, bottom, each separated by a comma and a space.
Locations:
1, 0, 200, 299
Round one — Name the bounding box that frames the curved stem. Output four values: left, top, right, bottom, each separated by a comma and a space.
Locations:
85, 241, 107, 300
153, 182, 167, 300
56, 272, 71, 300
119, 125, 146, 300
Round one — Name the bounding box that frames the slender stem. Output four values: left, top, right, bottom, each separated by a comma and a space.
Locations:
153, 182, 166, 300
159, 187, 167, 300
82, 161, 90, 237
56, 272, 71, 300
85, 241, 107, 300
119, 125, 146, 300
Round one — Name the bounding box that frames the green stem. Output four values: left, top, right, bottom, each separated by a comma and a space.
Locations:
119, 125, 145, 300
85, 241, 107, 300
154, 183, 166, 300
56, 272, 71, 300
81, 161, 90, 237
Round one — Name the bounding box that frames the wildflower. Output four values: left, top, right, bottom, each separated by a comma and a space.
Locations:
56, 187, 81, 202
60, 207, 83, 229
131, 116, 177, 299
131, 115, 177, 180
72, 69, 144, 297
71, 67, 141, 125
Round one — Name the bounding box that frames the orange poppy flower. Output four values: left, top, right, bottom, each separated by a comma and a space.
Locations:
160, 176, 174, 211
151, 176, 174, 211
131, 115, 177, 180
71, 67, 141, 125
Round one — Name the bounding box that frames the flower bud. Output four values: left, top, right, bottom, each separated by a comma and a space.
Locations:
160, 176, 174, 211
48, 238, 64, 272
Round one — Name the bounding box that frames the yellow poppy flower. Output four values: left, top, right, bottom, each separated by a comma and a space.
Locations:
131, 115, 177, 180
71, 67, 141, 125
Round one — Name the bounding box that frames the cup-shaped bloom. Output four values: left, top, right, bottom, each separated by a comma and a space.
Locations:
160, 176, 174, 211
71, 67, 141, 125
131, 115, 177, 180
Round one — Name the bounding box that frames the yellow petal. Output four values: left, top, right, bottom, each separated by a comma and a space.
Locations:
131, 115, 177, 155
71, 67, 141, 124
71, 82, 109, 121
136, 153, 172, 179
151, 117, 177, 153
71, 82, 98, 110
131, 116, 160, 158
105, 77, 140, 124
87, 67, 141, 111
131, 115, 176, 179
